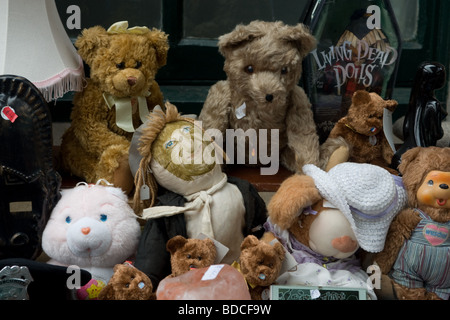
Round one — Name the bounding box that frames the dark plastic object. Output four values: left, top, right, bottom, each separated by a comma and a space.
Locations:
0, 75, 61, 260
391, 62, 447, 170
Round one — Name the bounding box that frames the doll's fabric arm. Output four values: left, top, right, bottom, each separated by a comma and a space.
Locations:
199, 81, 232, 134
267, 174, 322, 230
285, 87, 320, 172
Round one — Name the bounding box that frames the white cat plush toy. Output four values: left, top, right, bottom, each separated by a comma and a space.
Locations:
42, 181, 141, 299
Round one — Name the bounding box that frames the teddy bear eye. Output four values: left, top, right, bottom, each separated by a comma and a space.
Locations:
100, 214, 108, 222
197, 256, 202, 261
187, 254, 192, 259
135, 61, 142, 69
65, 216, 72, 224
116, 62, 126, 70
428, 180, 434, 186
281, 67, 288, 75
244, 65, 254, 74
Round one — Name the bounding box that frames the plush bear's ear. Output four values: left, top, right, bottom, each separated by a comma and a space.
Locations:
145, 29, 169, 68
166, 235, 188, 254
398, 147, 423, 175
273, 242, 286, 263
240, 235, 260, 251
352, 90, 372, 105
75, 26, 110, 65
384, 99, 398, 112
281, 23, 317, 58
218, 22, 266, 57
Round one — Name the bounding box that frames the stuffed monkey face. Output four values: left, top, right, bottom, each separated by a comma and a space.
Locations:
151, 120, 216, 181
417, 171, 450, 209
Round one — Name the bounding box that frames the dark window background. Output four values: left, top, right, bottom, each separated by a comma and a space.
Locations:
55, 0, 449, 119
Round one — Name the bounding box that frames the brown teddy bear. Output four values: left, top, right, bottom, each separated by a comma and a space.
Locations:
199, 20, 326, 173
375, 146, 450, 300
262, 162, 407, 300
98, 262, 155, 300
166, 235, 217, 278
238, 235, 285, 300
60, 21, 169, 194
327, 90, 398, 173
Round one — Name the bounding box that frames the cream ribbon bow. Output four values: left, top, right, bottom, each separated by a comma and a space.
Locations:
103, 92, 151, 133
107, 21, 150, 35
141, 173, 229, 239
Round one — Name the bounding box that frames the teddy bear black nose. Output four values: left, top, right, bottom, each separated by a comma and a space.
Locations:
440, 183, 449, 190
265, 94, 274, 102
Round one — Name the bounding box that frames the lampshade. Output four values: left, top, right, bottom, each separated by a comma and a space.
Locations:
0, 0, 84, 101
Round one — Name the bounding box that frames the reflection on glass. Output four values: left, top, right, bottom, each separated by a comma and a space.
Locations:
183, 0, 309, 39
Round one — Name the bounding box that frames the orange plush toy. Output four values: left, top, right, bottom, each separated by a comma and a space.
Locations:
375, 147, 450, 300
327, 90, 398, 172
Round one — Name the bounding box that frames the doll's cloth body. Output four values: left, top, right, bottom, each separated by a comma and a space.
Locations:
391, 209, 450, 300
264, 219, 377, 299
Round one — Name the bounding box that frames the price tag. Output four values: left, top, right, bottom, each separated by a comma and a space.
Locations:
1, 106, 18, 123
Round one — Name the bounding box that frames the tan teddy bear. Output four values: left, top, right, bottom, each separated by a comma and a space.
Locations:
166, 235, 217, 278
199, 20, 328, 173
238, 235, 285, 300
60, 21, 169, 194
327, 90, 398, 173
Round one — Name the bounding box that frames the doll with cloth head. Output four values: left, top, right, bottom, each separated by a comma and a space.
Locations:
128, 102, 267, 288
264, 162, 407, 299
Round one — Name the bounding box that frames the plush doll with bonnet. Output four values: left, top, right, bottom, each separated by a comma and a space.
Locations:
42, 180, 141, 300
128, 102, 267, 288
263, 162, 407, 299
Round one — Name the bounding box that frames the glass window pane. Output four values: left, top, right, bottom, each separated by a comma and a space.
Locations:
183, 0, 309, 39
55, 0, 162, 40
390, 0, 419, 42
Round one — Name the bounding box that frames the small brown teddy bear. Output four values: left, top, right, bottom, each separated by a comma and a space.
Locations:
199, 20, 324, 173
60, 21, 169, 194
375, 146, 450, 300
98, 262, 155, 300
327, 90, 398, 173
166, 235, 217, 278
238, 235, 285, 300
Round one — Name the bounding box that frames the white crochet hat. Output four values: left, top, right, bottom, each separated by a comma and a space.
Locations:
302, 162, 407, 253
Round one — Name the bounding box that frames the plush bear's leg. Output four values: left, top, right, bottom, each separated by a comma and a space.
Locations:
393, 282, 442, 300
96, 145, 134, 195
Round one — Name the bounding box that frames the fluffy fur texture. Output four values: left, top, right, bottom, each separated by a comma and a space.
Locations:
375, 147, 450, 300
98, 263, 155, 300
166, 235, 217, 278
327, 90, 398, 172
239, 235, 285, 300
199, 20, 323, 172
42, 183, 141, 269
60, 24, 169, 194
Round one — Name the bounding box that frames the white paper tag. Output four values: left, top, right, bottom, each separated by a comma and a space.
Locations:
235, 102, 247, 119
140, 184, 150, 201
383, 108, 396, 152
310, 289, 321, 299
201, 264, 225, 281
